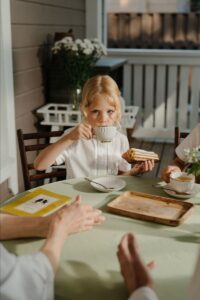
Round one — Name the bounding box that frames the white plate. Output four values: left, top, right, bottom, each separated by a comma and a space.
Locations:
90, 176, 126, 192
163, 183, 200, 199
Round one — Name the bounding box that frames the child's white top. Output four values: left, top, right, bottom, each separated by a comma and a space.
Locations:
55, 128, 131, 179
176, 123, 200, 161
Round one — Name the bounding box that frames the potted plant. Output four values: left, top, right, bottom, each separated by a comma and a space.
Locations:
51, 37, 106, 109
184, 146, 200, 183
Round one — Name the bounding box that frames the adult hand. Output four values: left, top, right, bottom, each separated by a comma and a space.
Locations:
161, 165, 181, 183
41, 196, 105, 273
117, 233, 154, 294
67, 123, 93, 141
130, 160, 155, 175
48, 195, 105, 240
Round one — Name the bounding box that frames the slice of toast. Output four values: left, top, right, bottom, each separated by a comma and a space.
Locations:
122, 148, 159, 163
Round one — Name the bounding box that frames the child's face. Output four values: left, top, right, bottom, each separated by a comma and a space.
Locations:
86, 96, 118, 128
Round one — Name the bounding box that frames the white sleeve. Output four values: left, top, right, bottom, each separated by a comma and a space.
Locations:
189, 249, 200, 300
128, 287, 158, 300
0, 245, 54, 300
175, 123, 200, 161
55, 127, 74, 165
55, 152, 67, 165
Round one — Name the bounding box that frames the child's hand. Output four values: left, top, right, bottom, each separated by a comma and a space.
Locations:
67, 123, 93, 141
130, 160, 155, 175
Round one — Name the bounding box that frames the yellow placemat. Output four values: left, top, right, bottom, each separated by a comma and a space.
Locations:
0, 188, 71, 216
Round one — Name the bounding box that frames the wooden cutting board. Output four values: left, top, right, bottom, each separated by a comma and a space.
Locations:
107, 191, 194, 226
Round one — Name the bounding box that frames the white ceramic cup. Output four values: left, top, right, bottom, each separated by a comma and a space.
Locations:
170, 171, 195, 193
94, 126, 117, 143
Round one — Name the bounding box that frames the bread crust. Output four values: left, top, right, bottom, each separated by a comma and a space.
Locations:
122, 148, 159, 163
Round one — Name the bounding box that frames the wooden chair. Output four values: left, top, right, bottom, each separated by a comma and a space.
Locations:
17, 129, 66, 190
174, 126, 189, 157
174, 126, 189, 148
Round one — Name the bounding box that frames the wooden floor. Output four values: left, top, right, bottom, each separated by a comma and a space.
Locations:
129, 138, 175, 178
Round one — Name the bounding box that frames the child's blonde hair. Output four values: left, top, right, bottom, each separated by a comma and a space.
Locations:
80, 75, 122, 123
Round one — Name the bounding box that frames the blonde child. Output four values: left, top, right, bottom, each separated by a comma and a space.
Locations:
34, 75, 154, 178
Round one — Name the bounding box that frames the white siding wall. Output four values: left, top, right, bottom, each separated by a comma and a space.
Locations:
0, 0, 86, 198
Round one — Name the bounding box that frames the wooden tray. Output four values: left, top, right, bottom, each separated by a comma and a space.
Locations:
107, 191, 194, 226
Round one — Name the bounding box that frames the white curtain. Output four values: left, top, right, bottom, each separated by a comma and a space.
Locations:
0, 0, 18, 194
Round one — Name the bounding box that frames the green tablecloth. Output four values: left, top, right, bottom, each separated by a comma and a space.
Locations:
2, 176, 200, 300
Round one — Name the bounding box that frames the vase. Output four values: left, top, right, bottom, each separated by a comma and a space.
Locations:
71, 88, 82, 110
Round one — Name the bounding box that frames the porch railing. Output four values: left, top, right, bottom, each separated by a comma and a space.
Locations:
108, 49, 200, 140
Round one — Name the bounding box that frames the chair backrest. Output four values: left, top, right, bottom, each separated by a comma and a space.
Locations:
174, 126, 189, 158
17, 129, 66, 190
174, 127, 189, 148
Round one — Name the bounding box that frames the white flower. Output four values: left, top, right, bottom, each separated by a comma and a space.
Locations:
184, 146, 200, 177
184, 147, 200, 163
61, 36, 73, 43
52, 37, 106, 58
75, 39, 82, 44
54, 41, 61, 47
83, 48, 93, 55
84, 38, 92, 45
71, 44, 78, 52
52, 46, 61, 53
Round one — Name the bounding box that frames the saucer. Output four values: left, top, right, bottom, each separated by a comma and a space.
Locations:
163, 183, 200, 199
90, 176, 126, 192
